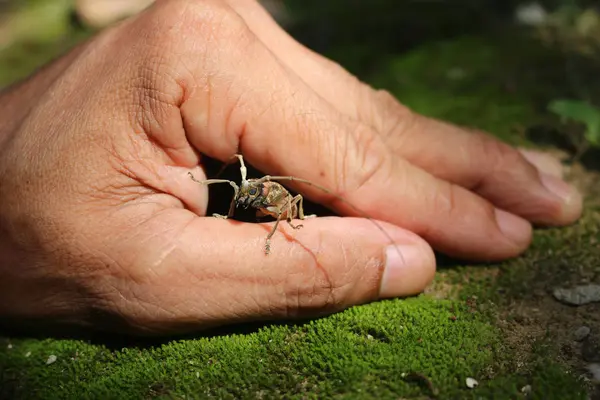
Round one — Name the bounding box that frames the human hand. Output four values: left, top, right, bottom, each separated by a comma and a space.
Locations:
0, 0, 581, 335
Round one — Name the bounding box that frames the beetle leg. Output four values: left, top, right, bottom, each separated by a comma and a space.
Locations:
187, 172, 239, 218
265, 209, 285, 255
294, 194, 316, 220
285, 195, 305, 230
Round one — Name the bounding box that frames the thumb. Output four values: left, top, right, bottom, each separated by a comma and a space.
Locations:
121, 210, 436, 333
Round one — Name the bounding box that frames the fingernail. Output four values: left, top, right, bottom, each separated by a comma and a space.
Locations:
540, 173, 579, 203
519, 149, 564, 178
380, 244, 435, 299
540, 173, 583, 221
494, 209, 532, 245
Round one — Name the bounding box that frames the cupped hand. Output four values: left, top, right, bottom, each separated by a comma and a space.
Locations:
0, 0, 582, 335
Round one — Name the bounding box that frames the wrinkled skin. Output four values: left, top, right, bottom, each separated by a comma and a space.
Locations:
0, 0, 582, 335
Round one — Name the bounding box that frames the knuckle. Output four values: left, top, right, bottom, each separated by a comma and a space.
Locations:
432, 182, 460, 220
428, 181, 496, 237
369, 89, 414, 133
166, 0, 249, 49
125, 0, 252, 113
206, 5, 252, 47
134, 0, 249, 58
372, 88, 399, 108
112, 0, 257, 143
338, 124, 393, 201
472, 133, 529, 188
478, 134, 506, 170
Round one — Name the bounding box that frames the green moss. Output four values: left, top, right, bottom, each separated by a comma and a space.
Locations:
1, 298, 496, 399
474, 361, 587, 400
368, 35, 571, 145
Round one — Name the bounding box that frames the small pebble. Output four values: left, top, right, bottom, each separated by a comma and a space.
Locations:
521, 384, 532, 394
587, 363, 600, 382
515, 2, 548, 26
553, 284, 600, 306
466, 377, 478, 389
366, 335, 374, 340
575, 326, 591, 342
46, 355, 57, 365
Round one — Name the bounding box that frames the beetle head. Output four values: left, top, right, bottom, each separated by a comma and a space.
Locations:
237, 180, 264, 209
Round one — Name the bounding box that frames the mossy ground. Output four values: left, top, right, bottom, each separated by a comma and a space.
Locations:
1, 2, 599, 399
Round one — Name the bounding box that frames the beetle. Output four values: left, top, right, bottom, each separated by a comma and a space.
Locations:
188, 154, 315, 254
188, 153, 402, 262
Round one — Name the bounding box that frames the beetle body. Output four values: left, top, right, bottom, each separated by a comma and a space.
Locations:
238, 180, 298, 220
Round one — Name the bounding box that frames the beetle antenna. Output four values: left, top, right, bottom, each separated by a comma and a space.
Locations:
234, 154, 248, 182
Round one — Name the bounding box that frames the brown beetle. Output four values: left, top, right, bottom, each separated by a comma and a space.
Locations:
189, 154, 400, 260
188, 154, 314, 254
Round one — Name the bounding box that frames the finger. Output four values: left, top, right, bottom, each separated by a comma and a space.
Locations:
116, 209, 436, 333
381, 117, 582, 226
519, 148, 565, 179
225, 0, 581, 229
168, 4, 533, 260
